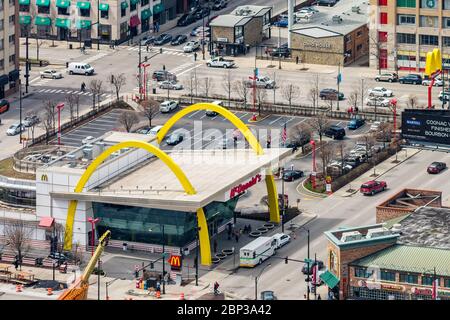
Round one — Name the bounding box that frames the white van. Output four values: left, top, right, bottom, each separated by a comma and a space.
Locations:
240, 236, 277, 267
147, 125, 164, 136
272, 233, 291, 249
68, 62, 95, 76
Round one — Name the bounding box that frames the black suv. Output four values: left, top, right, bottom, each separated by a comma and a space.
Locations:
320, 88, 344, 100
213, 0, 227, 10
399, 74, 422, 85
195, 7, 210, 20
171, 35, 188, 45
317, 0, 337, 6
177, 13, 196, 26
270, 45, 291, 58
152, 70, 177, 82
324, 125, 346, 140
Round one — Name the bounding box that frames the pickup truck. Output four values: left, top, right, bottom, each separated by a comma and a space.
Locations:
244, 76, 276, 89
206, 57, 235, 68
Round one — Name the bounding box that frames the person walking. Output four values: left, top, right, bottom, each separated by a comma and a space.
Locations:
235, 231, 239, 243
194, 52, 197, 61
317, 294, 322, 300
213, 239, 218, 253
81, 82, 86, 92
214, 281, 220, 295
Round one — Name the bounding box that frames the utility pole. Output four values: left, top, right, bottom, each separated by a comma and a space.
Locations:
278, 26, 281, 69
161, 224, 166, 294
98, 260, 101, 300
97, 0, 100, 50
19, 79, 22, 144
314, 253, 317, 300
202, 11, 205, 60
138, 41, 142, 100
25, 30, 30, 93
195, 213, 200, 286
281, 167, 285, 233
337, 62, 341, 111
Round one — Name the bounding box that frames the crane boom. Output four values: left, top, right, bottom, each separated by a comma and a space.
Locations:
58, 230, 111, 300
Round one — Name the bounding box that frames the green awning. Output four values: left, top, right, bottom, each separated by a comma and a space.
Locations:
130, 0, 139, 4
35, 16, 51, 26
19, 0, 30, 5
36, 0, 50, 6
19, 15, 32, 25
319, 271, 339, 289
99, 3, 109, 11
76, 19, 91, 29
76, 1, 90, 9
153, 3, 165, 14
55, 18, 71, 28
141, 8, 152, 20
121, 1, 128, 9
56, 0, 70, 8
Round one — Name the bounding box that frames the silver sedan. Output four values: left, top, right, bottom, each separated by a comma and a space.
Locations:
159, 80, 183, 90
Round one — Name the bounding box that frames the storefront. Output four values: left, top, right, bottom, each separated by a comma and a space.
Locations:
350, 282, 450, 300
141, 8, 152, 33
129, 15, 141, 38
55, 18, 70, 41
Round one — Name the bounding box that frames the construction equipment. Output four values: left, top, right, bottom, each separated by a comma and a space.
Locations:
58, 230, 111, 300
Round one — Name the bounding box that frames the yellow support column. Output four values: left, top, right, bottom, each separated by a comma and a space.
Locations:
265, 174, 280, 223
196, 208, 212, 266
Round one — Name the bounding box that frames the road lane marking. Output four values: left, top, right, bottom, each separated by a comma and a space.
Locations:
269, 116, 282, 125
188, 110, 202, 118
175, 64, 202, 77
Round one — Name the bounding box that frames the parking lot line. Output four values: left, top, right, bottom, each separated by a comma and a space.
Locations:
236, 112, 248, 119
269, 116, 282, 125
188, 110, 202, 118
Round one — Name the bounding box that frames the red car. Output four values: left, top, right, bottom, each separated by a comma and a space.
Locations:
427, 162, 446, 174
360, 180, 387, 196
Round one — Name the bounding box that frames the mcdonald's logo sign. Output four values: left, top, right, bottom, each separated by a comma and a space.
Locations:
168, 254, 182, 270
40, 174, 48, 182
425, 48, 442, 77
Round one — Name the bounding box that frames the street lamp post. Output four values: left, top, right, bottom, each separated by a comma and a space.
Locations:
202, 11, 205, 60
254, 263, 271, 300
281, 167, 285, 233
298, 226, 310, 300
149, 225, 166, 294
310, 140, 316, 190
87, 217, 100, 256
97, 0, 100, 50
55, 103, 64, 146
278, 26, 281, 70
19, 79, 23, 144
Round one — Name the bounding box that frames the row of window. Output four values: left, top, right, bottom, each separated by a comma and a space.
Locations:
396, 33, 450, 45
397, 14, 450, 28
391, 0, 450, 9
354, 267, 450, 287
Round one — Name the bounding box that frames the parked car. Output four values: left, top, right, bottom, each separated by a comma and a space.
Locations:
177, 13, 196, 26
6, 123, 25, 136
302, 260, 324, 275
195, 7, 210, 20
212, 0, 227, 10
320, 88, 344, 100
344, 155, 362, 168
48, 252, 67, 262
374, 73, 398, 82
244, 75, 275, 89
171, 35, 188, 45
261, 290, 277, 300
148, 125, 164, 136
154, 34, 173, 45
272, 233, 291, 249
0, 99, 10, 114
303, 6, 319, 13
399, 74, 422, 85
140, 36, 155, 46
40, 69, 63, 79
422, 77, 443, 86
324, 125, 346, 139
282, 170, 304, 181
273, 18, 288, 28
316, 0, 337, 6
159, 80, 183, 90
360, 180, 387, 196
427, 162, 446, 174
348, 118, 365, 130
159, 100, 179, 113
82, 136, 95, 144
166, 132, 184, 146
269, 45, 291, 58
366, 96, 391, 107
152, 70, 177, 82
369, 121, 382, 132
23, 115, 39, 127
294, 9, 314, 21
368, 87, 393, 97
183, 40, 200, 53
135, 126, 151, 134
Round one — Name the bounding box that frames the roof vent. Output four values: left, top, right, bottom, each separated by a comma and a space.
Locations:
341, 231, 363, 242
352, 6, 361, 13
366, 227, 391, 239
391, 223, 402, 233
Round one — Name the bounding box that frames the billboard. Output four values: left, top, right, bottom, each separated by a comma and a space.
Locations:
402, 110, 450, 146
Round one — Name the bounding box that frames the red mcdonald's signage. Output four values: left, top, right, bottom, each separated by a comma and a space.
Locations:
229, 174, 262, 199
168, 254, 182, 270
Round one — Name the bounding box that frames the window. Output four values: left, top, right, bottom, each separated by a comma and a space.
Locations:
399, 273, 418, 284
354, 267, 372, 278
357, 44, 363, 51
398, 54, 416, 61
443, 17, 450, 28
235, 26, 243, 39
9, 15, 14, 24
379, 31, 388, 42
120, 21, 128, 35
9, 54, 15, 64
397, 0, 416, 7
131, 2, 137, 11
444, 0, 450, 9
421, 276, 434, 286
345, 35, 352, 43
0, 59, 4, 70
58, 7, 69, 15
397, 33, 416, 44
19, 4, 30, 12
445, 278, 450, 288
420, 0, 437, 8
380, 12, 388, 24
80, 8, 90, 17
420, 16, 438, 27
379, 0, 388, 4
398, 14, 416, 25
101, 10, 109, 19
0, 39, 3, 50
444, 37, 450, 46
357, 30, 363, 37
121, 8, 126, 17
420, 34, 439, 45
0, 20, 3, 31
381, 270, 396, 281
9, 35, 14, 45
141, 0, 149, 5
38, 5, 50, 14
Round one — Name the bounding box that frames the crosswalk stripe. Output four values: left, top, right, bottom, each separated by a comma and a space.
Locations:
55, 90, 63, 93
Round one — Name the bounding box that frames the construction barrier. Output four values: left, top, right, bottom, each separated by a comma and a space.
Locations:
47, 288, 53, 295
16, 285, 22, 292
155, 290, 161, 299
180, 292, 185, 300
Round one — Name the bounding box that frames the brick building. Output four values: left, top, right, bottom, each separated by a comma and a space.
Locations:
210, 5, 272, 56
0, 0, 20, 99
323, 188, 450, 300
289, 1, 369, 66
369, 0, 450, 71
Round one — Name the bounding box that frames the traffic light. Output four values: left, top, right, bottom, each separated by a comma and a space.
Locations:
285, 256, 288, 264
150, 262, 154, 269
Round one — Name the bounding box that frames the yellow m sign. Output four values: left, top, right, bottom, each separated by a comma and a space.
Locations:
40, 174, 48, 182
425, 48, 442, 77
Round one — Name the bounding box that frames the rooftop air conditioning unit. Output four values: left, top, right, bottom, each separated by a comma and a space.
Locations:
64, 154, 76, 161
68, 162, 77, 168
82, 147, 93, 160
391, 224, 402, 233
340, 231, 363, 242
366, 227, 391, 239
352, 6, 361, 13
332, 15, 343, 23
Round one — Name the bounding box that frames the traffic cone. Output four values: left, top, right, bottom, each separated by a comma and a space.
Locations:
47, 288, 53, 296
16, 285, 22, 292
155, 290, 161, 299
180, 292, 185, 300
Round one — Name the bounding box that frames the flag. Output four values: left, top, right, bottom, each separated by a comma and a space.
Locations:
337, 72, 342, 85
312, 263, 317, 285
281, 123, 287, 145
432, 277, 439, 300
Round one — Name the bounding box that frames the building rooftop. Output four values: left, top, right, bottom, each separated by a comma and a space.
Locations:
396, 206, 450, 250
351, 244, 450, 277
291, 0, 368, 37
51, 148, 291, 211
230, 5, 272, 17
209, 14, 252, 27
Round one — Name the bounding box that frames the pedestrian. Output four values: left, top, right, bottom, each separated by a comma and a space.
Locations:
146, 44, 149, 52
303, 293, 307, 300
235, 232, 239, 243
355, 106, 359, 113
317, 294, 322, 300
156, 281, 161, 292
213, 239, 218, 253
194, 52, 197, 61
81, 82, 86, 92
163, 64, 166, 71
248, 224, 252, 233
296, 56, 299, 64
214, 281, 220, 295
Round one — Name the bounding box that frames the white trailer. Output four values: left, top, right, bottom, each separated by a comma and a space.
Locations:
239, 236, 277, 267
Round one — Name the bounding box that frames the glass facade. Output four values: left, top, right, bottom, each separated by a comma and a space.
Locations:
93, 198, 238, 247
0, 187, 36, 207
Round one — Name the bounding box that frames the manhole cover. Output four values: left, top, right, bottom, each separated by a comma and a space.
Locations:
257, 227, 268, 233
249, 231, 262, 237
263, 223, 275, 229
215, 253, 227, 259
222, 249, 234, 255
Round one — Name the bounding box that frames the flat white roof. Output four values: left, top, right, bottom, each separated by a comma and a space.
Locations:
291, 27, 341, 38
240, 236, 273, 251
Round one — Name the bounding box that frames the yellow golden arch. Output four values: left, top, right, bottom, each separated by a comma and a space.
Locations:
63, 103, 280, 267
425, 48, 442, 77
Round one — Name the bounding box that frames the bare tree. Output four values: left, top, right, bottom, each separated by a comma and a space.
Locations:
336, 140, 346, 175
318, 141, 334, 175
118, 110, 139, 132
89, 79, 104, 110
40, 100, 56, 143
347, 90, 359, 110
362, 132, 377, 175
221, 70, 233, 108
140, 98, 159, 127
25, 111, 39, 142
308, 73, 320, 114
290, 121, 312, 147
111, 73, 126, 101
307, 112, 330, 143
281, 83, 300, 115
233, 79, 250, 109
65, 93, 76, 122
200, 77, 214, 100
377, 122, 393, 148
183, 71, 197, 104
5, 220, 33, 271
369, 33, 382, 75
359, 78, 367, 112
272, 71, 277, 105
406, 94, 419, 109
255, 86, 267, 117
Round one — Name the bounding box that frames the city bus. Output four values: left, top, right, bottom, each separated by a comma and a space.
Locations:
239, 236, 277, 267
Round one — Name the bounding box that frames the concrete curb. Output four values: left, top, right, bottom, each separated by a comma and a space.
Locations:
297, 178, 327, 199
247, 114, 270, 123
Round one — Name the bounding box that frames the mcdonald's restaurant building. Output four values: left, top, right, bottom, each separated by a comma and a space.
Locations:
35, 131, 289, 264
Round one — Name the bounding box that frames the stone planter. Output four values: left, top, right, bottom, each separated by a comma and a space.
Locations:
222, 248, 234, 256
256, 227, 268, 233
263, 223, 275, 229
249, 231, 262, 237
212, 257, 221, 264
215, 253, 227, 259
